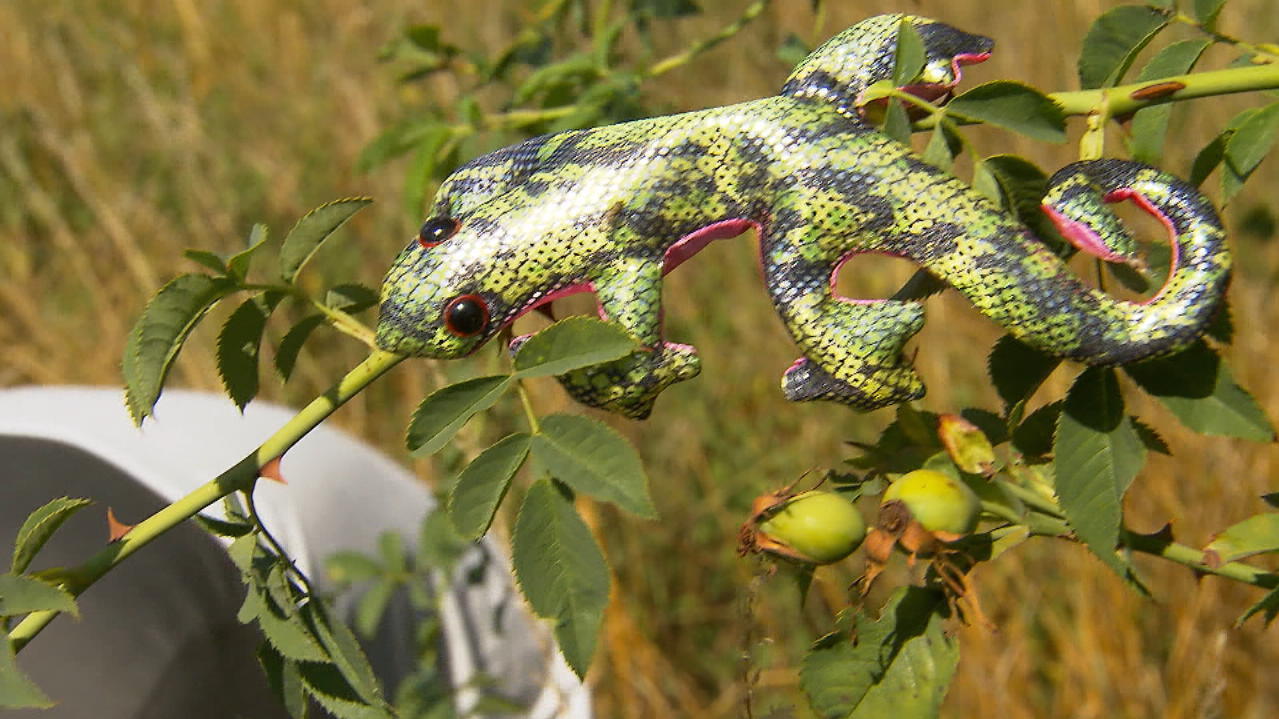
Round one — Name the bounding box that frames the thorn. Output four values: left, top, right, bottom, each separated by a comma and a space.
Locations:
260, 456, 286, 484
106, 508, 134, 542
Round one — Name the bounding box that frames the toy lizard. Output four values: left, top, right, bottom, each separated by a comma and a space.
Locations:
376, 14, 1230, 419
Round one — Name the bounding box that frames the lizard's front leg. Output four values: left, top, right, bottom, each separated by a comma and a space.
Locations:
521, 256, 701, 419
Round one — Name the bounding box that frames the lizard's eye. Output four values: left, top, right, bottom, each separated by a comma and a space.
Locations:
418, 217, 460, 249
442, 294, 489, 337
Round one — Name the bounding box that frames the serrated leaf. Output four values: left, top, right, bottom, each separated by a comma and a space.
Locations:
1130, 40, 1212, 164
974, 155, 1070, 255
892, 19, 925, 87
304, 602, 385, 706
184, 249, 229, 274
947, 81, 1066, 143
0, 636, 53, 709
1222, 102, 1279, 204
1131, 417, 1172, 455
256, 596, 329, 662
513, 316, 638, 378
1078, 5, 1169, 89
921, 122, 955, 171
298, 662, 393, 719
12, 497, 92, 574
961, 408, 1008, 445
988, 335, 1061, 408
217, 293, 282, 411
1190, 131, 1229, 187
512, 480, 610, 677
279, 198, 372, 283
275, 315, 327, 382
122, 273, 236, 424
1055, 368, 1146, 581
325, 284, 380, 314
881, 99, 912, 144
1204, 514, 1279, 564
530, 414, 656, 517
1193, 0, 1227, 30
0, 573, 79, 618
449, 433, 531, 538
257, 643, 308, 719
1124, 341, 1275, 441
801, 587, 952, 719
405, 375, 512, 456
1237, 586, 1279, 627
228, 223, 269, 281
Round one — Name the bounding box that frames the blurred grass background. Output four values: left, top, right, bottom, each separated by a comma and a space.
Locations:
2, 0, 1278, 716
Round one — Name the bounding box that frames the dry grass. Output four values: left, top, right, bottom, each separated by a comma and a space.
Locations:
2, 0, 1277, 717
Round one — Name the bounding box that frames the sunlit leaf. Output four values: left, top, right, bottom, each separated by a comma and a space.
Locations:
1193, 0, 1227, 31
892, 19, 925, 87
1055, 369, 1146, 582
228, 223, 270, 281
530, 414, 656, 517
449, 433, 531, 539
279, 198, 372, 283
512, 480, 610, 677
513, 316, 638, 378
405, 375, 512, 456
1222, 101, 1279, 204
947, 81, 1066, 142
1204, 513, 1279, 564
1078, 5, 1169, 89
1124, 341, 1275, 441
123, 273, 236, 424
1129, 40, 1211, 164
12, 497, 92, 574
0, 637, 53, 709
304, 601, 385, 706
0, 573, 79, 618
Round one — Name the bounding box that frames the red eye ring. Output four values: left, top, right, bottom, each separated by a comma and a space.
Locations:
442, 294, 490, 337
418, 217, 460, 249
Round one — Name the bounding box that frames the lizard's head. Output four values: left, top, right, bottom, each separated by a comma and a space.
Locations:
901, 17, 994, 104
375, 215, 509, 358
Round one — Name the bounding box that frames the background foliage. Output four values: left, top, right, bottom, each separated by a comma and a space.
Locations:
2, 0, 1279, 717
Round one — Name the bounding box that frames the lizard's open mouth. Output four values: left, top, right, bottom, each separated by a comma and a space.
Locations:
898, 51, 991, 106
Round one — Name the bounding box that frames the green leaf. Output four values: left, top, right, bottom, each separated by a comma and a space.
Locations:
1189, 132, 1229, 187
325, 551, 385, 585
1124, 341, 1275, 441
257, 643, 307, 719
122, 273, 236, 424
1223, 101, 1279, 204
921, 122, 955, 171
777, 33, 810, 68
513, 316, 638, 378
217, 293, 282, 411
304, 602, 385, 706
0, 573, 79, 618
354, 580, 397, 639
892, 19, 925, 87
0, 636, 53, 709
325, 284, 379, 314
449, 433, 531, 539
512, 480, 610, 677
1193, 0, 1227, 30
278, 198, 372, 282
405, 375, 512, 456
184, 249, 229, 274
12, 497, 92, 574
988, 335, 1061, 408
947, 81, 1066, 143
530, 414, 656, 517
1204, 513, 1279, 564
1054, 368, 1146, 580
1129, 40, 1211, 164
1077, 5, 1169, 89
881, 99, 912, 145
1131, 417, 1172, 455
256, 596, 329, 662
801, 587, 954, 718
298, 661, 394, 719
419, 511, 470, 575
1238, 586, 1279, 627
275, 315, 327, 382
194, 513, 254, 538
228, 223, 269, 281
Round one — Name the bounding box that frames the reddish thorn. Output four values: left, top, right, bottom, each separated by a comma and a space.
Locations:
106, 508, 134, 542
260, 457, 286, 484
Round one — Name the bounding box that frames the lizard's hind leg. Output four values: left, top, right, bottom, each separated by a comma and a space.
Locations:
765, 245, 928, 409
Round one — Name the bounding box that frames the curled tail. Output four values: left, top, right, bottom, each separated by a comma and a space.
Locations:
941, 159, 1230, 365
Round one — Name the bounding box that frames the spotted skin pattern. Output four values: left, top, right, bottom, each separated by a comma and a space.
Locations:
376, 14, 1231, 419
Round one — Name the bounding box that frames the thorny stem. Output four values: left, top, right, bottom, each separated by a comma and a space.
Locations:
7, 349, 405, 652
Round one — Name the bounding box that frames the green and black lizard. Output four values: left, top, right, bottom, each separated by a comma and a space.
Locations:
376, 14, 1230, 419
